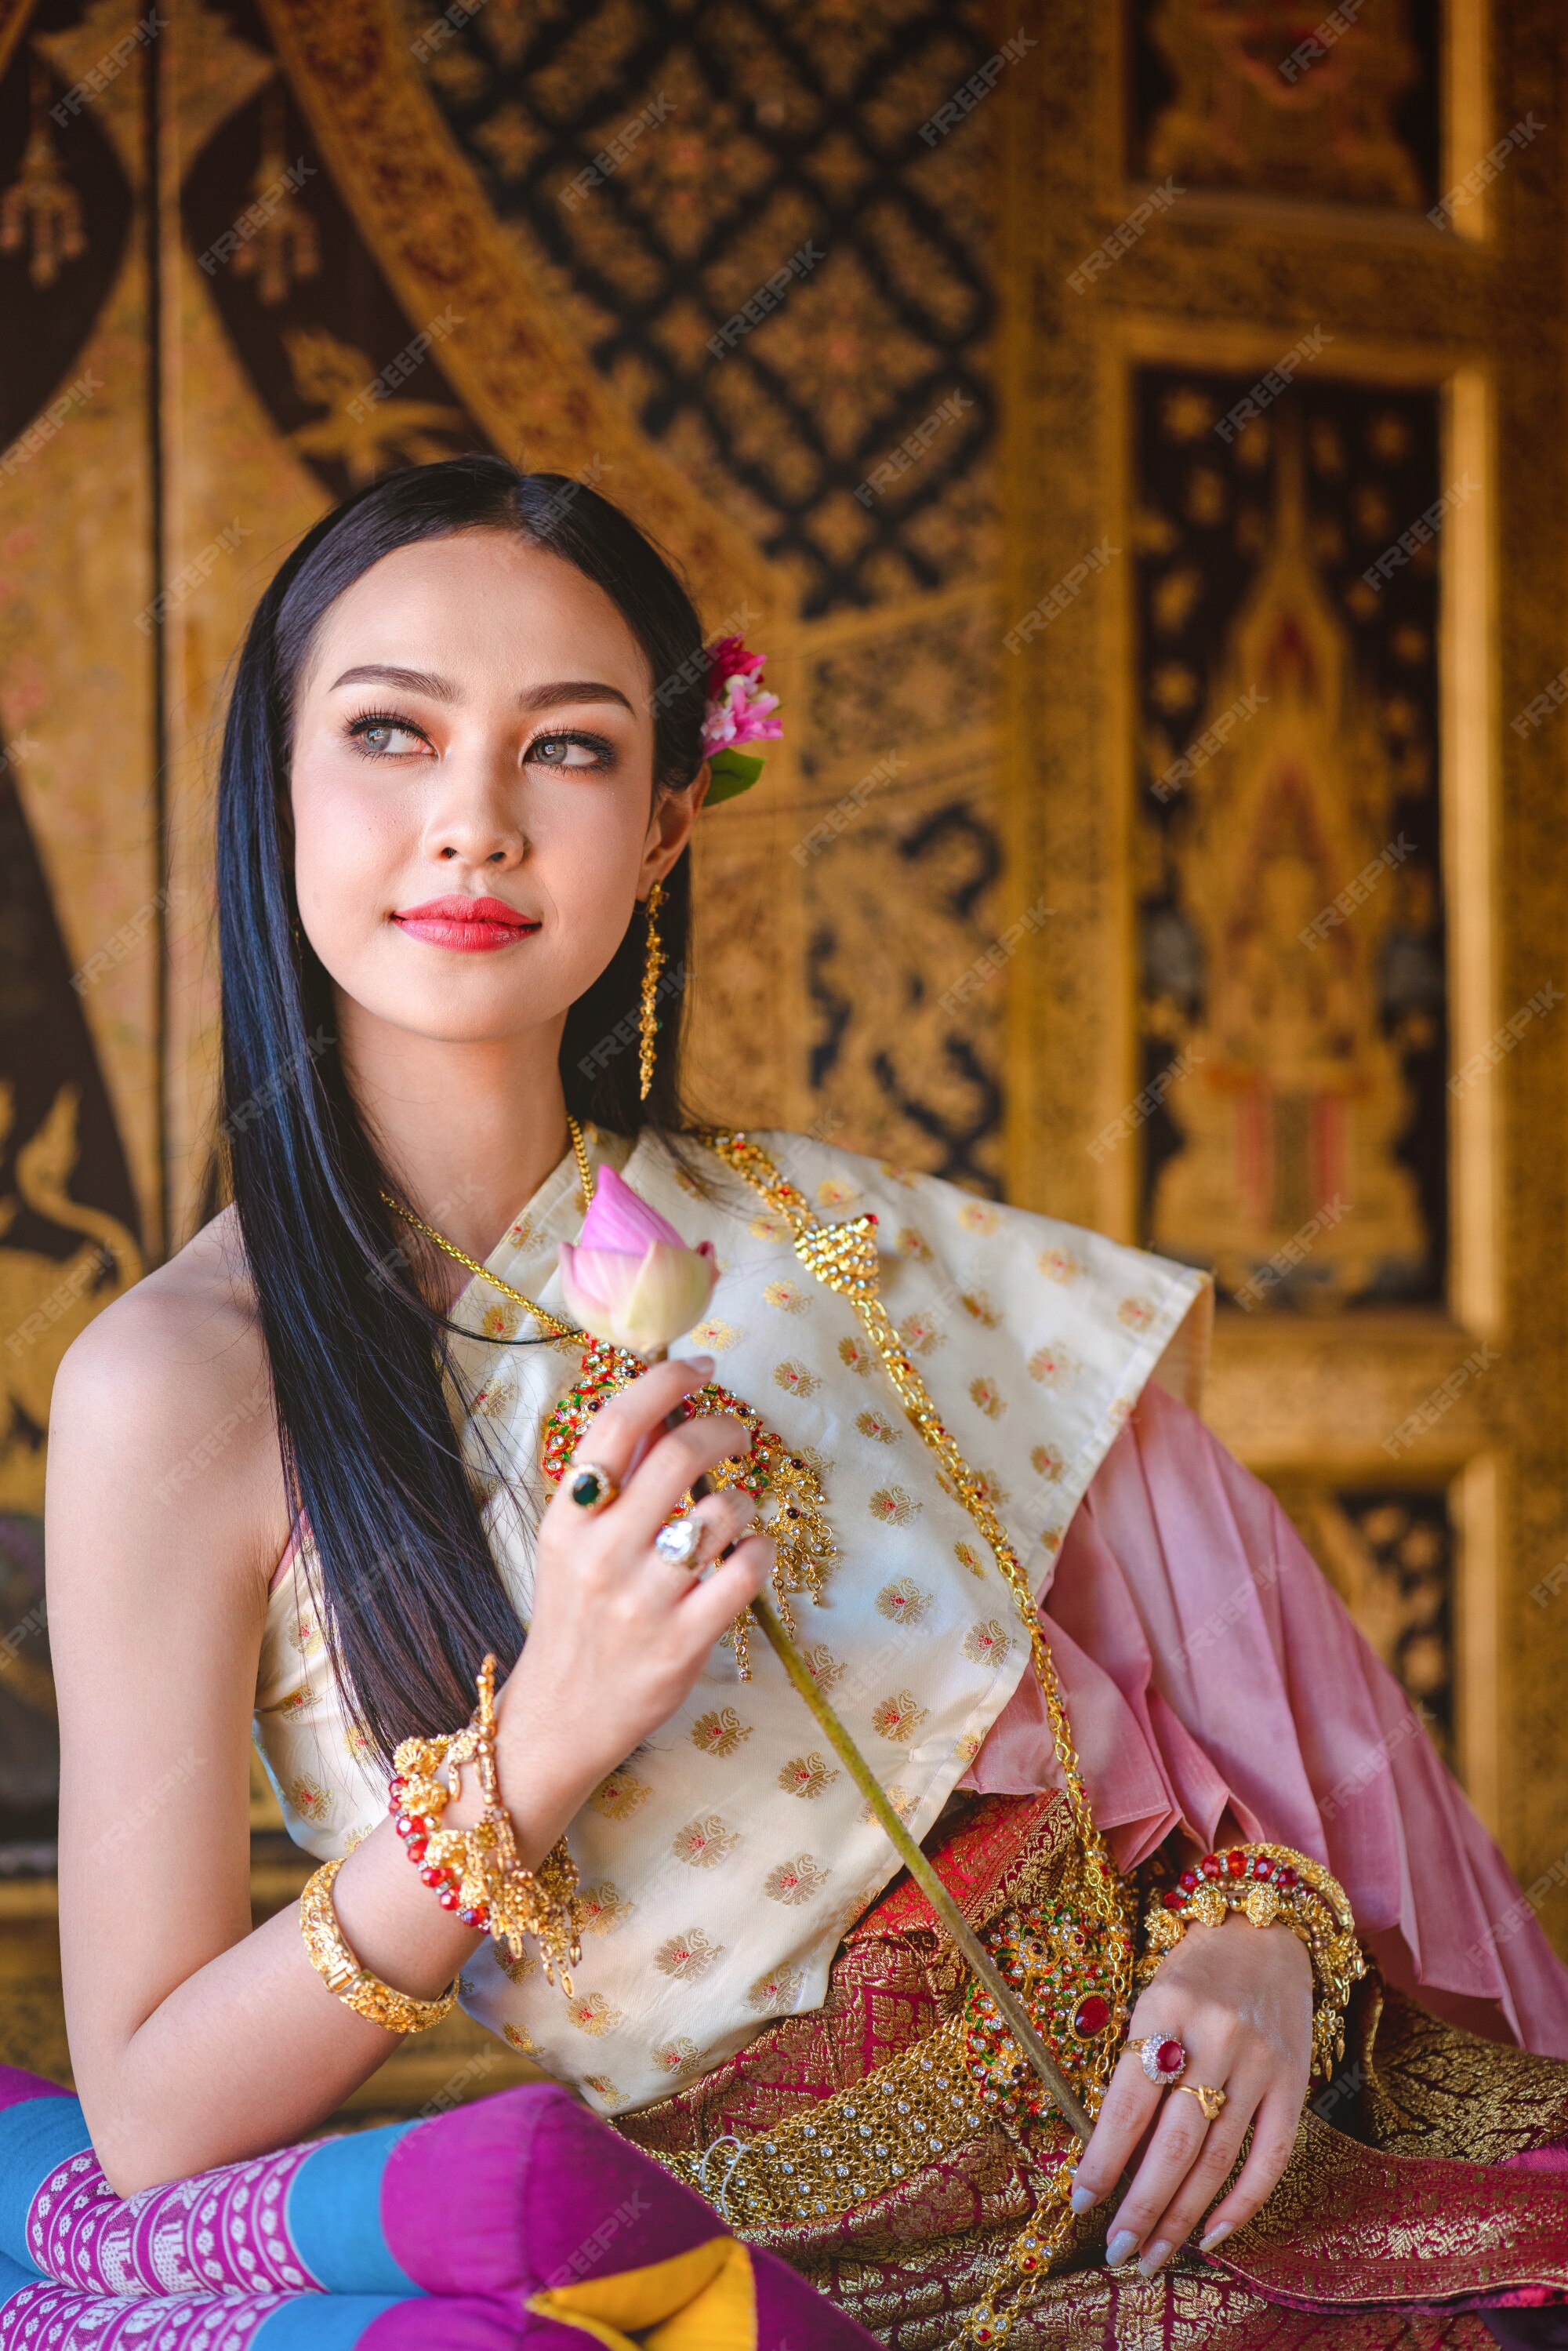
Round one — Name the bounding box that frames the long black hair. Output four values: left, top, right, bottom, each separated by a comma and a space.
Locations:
216, 456, 707, 1757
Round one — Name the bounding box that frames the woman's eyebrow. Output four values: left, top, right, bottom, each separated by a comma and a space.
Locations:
517, 679, 635, 714
329, 663, 457, 700
326, 666, 633, 717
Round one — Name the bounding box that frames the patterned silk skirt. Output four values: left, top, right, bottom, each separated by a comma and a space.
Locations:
0, 1793, 1562, 2349
619, 1792, 1568, 2349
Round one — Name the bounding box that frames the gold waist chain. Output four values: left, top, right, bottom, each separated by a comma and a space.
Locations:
650, 1808, 1114, 2247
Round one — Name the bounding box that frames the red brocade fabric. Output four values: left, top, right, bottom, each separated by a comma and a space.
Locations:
619, 1793, 1568, 2349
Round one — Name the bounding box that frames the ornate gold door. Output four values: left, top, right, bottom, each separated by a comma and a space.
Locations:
0, 0, 1009, 2102
999, 0, 1568, 1952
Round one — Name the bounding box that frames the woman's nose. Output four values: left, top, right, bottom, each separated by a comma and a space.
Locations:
424, 758, 528, 868
437, 834, 524, 866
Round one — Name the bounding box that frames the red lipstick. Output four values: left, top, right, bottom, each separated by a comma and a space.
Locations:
390, 895, 539, 952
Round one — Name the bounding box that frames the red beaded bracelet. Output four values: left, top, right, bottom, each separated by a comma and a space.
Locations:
388, 1775, 489, 1933
1165, 1844, 1299, 1915
1138, 1840, 1364, 2079
387, 1656, 585, 1995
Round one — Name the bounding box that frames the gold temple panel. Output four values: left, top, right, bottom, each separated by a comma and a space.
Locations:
1000, 0, 1568, 1949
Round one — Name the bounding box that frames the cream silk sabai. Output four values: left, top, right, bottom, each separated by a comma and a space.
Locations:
253, 1130, 1209, 2114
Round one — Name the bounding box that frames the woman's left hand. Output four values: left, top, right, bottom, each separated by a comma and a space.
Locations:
1069, 1912, 1313, 2274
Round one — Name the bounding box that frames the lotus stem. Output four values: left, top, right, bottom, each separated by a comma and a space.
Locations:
750, 1593, 1094, 2146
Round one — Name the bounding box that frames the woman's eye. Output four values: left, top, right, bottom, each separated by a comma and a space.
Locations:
529, 733, 612, 769
348, 714, 427, 758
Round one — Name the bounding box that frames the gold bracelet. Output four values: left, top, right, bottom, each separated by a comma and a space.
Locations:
390, 1655, 586, 1997
299, 1857, 459, 2035
1136, 1840, 1364, 2080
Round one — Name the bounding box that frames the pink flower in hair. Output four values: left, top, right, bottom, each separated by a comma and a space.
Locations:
702, 634, 782, 757
707, 634, 766, 683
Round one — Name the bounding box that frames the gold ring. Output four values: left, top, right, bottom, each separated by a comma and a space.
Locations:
566, 1461, 619, 1513
1174, 2082, 1226, 2124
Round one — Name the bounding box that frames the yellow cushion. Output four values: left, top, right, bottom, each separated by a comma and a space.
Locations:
526, 2233, 756, 2349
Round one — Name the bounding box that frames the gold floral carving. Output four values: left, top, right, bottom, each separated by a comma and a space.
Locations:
1140, 0, 1428, 210
785, 585, 1005, 1182
1271, 1483, 1454, 1761
1000, 0, 1568, 1958
397, 0, 995, 616
1148, 420, 1425, 1303
0, 40, 165, 1363
153, 8, 337, 1244
253, 0, 804, 1136
284, 326, 467, 484
253, 0, 776, 631
0, 1103, 145, 1524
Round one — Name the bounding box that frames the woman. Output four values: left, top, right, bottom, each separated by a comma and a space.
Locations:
35, 458, 1568, 2349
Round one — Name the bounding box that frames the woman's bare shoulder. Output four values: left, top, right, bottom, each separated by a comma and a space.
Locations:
47, 1208, 286, 1576
54, 1205, 260, 1401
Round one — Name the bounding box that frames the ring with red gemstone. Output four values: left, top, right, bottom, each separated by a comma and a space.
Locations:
1137, 2031, 1188, 2086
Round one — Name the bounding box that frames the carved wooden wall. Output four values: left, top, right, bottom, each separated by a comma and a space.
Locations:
0, 0, 1010, 2101
1000, 0, 1568, 1959
0, 0, 1563, 2105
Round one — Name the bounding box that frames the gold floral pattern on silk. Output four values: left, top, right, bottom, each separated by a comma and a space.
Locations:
637, 1797, 1096, 2250
626, 1817, 1568, 2349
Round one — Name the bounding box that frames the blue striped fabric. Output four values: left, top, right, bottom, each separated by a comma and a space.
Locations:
0, 2095, 91, 2279
252, 2292, 408, 2346
285, 2121, 421, 2297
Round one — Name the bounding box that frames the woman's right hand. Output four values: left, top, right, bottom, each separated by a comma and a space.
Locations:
494, 1354, 771, 1823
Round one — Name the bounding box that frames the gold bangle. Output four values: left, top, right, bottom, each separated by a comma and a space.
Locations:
299, 1858, 459, 2035
1136, 1841, 1365, 2080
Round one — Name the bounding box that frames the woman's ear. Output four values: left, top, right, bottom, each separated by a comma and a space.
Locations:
641, 761, 710, 892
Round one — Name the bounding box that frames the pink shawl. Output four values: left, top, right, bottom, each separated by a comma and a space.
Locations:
964, 1379, 1568, 2058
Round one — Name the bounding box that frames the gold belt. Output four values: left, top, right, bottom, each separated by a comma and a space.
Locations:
660, 2011, 997, 2240
646, 1840, 1123, 2249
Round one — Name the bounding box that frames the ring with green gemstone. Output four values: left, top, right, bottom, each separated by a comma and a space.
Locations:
566, 1461, 619, 1513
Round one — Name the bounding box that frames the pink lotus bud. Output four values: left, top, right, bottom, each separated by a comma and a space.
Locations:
558, 1165, 717, 1354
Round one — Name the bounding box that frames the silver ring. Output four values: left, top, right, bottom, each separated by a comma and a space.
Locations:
654, 1514, 703, 1572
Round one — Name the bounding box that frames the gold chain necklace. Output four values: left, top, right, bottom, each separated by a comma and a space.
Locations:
379, 1116, 595, 1345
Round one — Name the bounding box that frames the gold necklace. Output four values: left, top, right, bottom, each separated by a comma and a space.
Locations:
379, 1116, 594, 1344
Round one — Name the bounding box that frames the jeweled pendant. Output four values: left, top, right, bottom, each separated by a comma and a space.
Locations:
1070, 1993, 1110, 2039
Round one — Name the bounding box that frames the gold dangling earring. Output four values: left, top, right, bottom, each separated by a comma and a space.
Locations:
637, 879, 665, 1102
